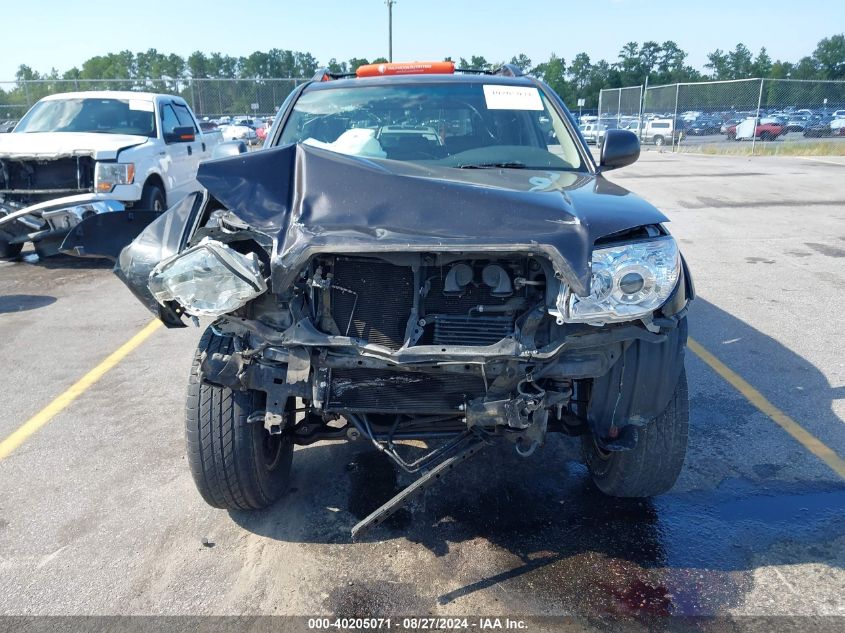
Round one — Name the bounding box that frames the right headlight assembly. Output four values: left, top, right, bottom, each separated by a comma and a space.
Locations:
148, 238, 267, 317
558, 236, 680, 325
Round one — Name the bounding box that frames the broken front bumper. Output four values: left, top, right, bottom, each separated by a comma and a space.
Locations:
0, 194, 125, 253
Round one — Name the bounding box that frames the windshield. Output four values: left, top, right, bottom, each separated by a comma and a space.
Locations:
279, 82, 585, 171
15, 98, 157, 137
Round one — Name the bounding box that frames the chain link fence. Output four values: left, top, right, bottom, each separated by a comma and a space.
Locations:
0, 77, 307, 125
597, 85, 643, 127
598, 78, 845, 155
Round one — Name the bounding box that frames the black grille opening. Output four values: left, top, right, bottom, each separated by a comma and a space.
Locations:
0, 157, 95, 203
327, 368, 485, 414
330, 257, 414, 351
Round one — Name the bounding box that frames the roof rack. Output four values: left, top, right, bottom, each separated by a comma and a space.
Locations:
454, 64, 524, 77
312, 62, 525, 82
311, 68, 356, 82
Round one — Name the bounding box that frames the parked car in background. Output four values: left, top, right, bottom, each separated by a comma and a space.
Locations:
803, 117, 833, 137
0, 120, 18, 133
0, 91, 222, 258
219, 121, 259, 145
685, 118, 721, 136
579, 122, 606, 144
726, 118, 786, 141
720, 118, 742, 134
642, 118, 683, 146
831, 117, 845, 135
785, 115, 810, 132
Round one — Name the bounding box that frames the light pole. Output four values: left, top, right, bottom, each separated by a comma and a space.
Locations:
386, 0, 396, 62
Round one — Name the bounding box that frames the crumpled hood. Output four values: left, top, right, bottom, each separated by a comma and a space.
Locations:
0, 132, 149, 160
197, 144, 669, 297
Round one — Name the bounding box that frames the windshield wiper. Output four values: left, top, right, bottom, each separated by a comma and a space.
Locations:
456, 161, 527, 169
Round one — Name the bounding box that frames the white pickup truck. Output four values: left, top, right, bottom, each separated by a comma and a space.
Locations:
0, 91, 221, 258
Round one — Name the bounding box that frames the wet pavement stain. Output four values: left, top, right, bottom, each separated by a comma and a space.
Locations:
745, 257, 776, 264
327, 580, 423, 618
691, 197, 845, 209
785, 250, 812, 258
356, 443, 843, 617
233, 438, 844, 619
346, 450, 411, 530
805, 242, 845, 258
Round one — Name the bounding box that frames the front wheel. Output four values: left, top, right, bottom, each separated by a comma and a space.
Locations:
581, 369, 688, 497
185, 328, 293, 510
138, 183, 166, 212
653, 135, 665, 146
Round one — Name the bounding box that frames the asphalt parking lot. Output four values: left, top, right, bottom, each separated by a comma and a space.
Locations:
1, 151, 843, 626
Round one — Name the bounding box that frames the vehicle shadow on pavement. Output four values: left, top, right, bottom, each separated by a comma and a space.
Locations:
0, 293, 57, 313
6, 251, 113, 270
231, 296, 844, 617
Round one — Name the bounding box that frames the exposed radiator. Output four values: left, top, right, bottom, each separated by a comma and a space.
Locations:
327, 368, 486, 413
330, 257, 414, 350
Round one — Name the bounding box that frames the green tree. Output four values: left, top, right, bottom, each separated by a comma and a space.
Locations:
531, 54, 570, 102
568, 53, 591, 92
812, 34, 845, 79
509, 54, 532, 72
347, 58, 370, 72
326, 58, 348, 74
705, 49, 730, 79
188, 51, 209, 78
752, 47, 772, 77
728, 44, 754, 78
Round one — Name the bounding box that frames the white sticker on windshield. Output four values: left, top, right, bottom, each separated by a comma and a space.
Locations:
129, 99, 154, 112
483, 85, 544, 111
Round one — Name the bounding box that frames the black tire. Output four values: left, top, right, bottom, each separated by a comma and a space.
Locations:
185, 328, 293, 510
581, 369, 688, 497
653, 135, 665, 146
759, 132, 772, 142
0, 237, 23, 259
138, 182, 166, 212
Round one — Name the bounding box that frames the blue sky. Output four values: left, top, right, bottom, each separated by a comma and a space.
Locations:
2, 0, 840, 79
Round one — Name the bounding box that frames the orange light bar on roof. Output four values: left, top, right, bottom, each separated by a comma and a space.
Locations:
356, 61, 456, 77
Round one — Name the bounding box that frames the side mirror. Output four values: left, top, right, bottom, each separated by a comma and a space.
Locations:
599, 129, 640, 171
211, 140, 249, 159
164, 126, 195, 143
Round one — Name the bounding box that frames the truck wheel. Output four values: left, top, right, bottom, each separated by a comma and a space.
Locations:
581, 369, 688, 497
653, 135, 665, 146
138, 183, 166, 212
0, 237, 23, 259
759, 132, 772, 142
185, 328, 293, 510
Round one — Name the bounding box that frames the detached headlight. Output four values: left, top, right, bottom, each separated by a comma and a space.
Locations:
95, 162, 135, 192
558, 236, 680, 324
148, 238, 267, 317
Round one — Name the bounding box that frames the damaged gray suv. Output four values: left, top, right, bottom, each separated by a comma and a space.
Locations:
68, 62, 693, 538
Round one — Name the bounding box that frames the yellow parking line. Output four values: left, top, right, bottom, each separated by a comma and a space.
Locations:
688, 337, 845, 480
0, 319, 162, 462
798, 157, 845, 167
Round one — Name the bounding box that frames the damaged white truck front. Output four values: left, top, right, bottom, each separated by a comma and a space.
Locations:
0, 91, 220, 258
